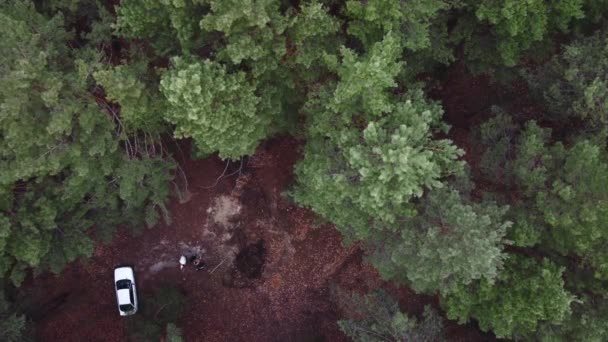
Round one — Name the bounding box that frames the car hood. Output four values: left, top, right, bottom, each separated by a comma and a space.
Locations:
114, 267, 134, 281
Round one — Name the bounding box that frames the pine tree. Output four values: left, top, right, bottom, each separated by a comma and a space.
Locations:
93, 56, 167, 134
442, 255, 575, 339
344, 0, 448, 52
160, 57, 270, 160
536, 296, 608, 342
477, 113, 608, 280
451, 0, 595, 72
0, 288, 31, 342
370, 186, 510, 295
525, 26, 608, 128
293, 33, 509, 294
337, 290, 445, 342
294, 86, 464, 241
114, 0, 206, 53
285, 1, 342, 82
0, 1, 173, 284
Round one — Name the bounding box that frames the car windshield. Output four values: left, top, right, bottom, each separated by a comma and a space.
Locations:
116, 279, 131, 290
119, 304, 134, 312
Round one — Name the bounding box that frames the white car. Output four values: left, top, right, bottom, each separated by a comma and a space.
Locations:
114, 266, 138, 316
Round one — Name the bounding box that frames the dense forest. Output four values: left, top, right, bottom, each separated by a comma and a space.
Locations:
3, 0, 608, 341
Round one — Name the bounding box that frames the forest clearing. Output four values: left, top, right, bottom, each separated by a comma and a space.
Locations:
24, 138, 485, 341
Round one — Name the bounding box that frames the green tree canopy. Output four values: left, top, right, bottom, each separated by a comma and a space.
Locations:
344, 0, 447, 51
371, 186, 510, 294
0, 1, 173, 284
166, 323, 184, 342
160, 57, 270, 160
0, 289, 30, 342
337, 290, 445, 342
7, 1, 608, 340
200, 0, 286, 73
285, 2, 342, 81
115, 0, 206, 53
94, 57, 167, 134
442, 255, 575, 339
294, 87, 463, 241
477, 113, 608, 280
293, 33, 509, 294
525, 26, 608, 128
536, 296, 608, 342
451, 0, 596, 72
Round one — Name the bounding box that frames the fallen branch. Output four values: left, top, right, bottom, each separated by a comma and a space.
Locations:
198, 158, 243, 189
209, 257, 227, 274
176, 162, 190, 194
154, 303, 168, 320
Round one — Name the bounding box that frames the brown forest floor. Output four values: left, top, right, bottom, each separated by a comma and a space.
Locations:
23, 68, 499, 342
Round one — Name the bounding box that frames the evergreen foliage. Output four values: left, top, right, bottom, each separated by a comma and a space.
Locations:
293, 33, 508, 294
201, 0, 299, 133
285, 2, 341, 80
37, 0, 114, 45
0, 1, 173, 284
478, 113, 608, 279
160, 57, 270, 160
536, 296, 608, 342
337, 290, 445, 342
345, 0, 446, 51
451, 0, 595, 72
470, 105, 608, 337
293, 35, 462, 237
294, 87, 463, 241
200, 0, 286, 74
93, 57, 167, 134
371, 186, 510, 294
526, 27, 608, 128
442, 255, 574, 339
114, 0, 205, 53
0, 289, 31, 342
0, 312, 26, 342
344, 0, 454, 80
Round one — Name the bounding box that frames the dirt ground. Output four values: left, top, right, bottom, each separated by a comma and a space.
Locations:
23, 137, 362, 341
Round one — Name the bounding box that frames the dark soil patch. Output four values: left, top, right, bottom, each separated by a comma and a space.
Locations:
431, 64, 502, 129
235, 240, 266, 279
25, 292, 70, 322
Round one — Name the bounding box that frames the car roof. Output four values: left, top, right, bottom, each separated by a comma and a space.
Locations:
117, 288, 131, 305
